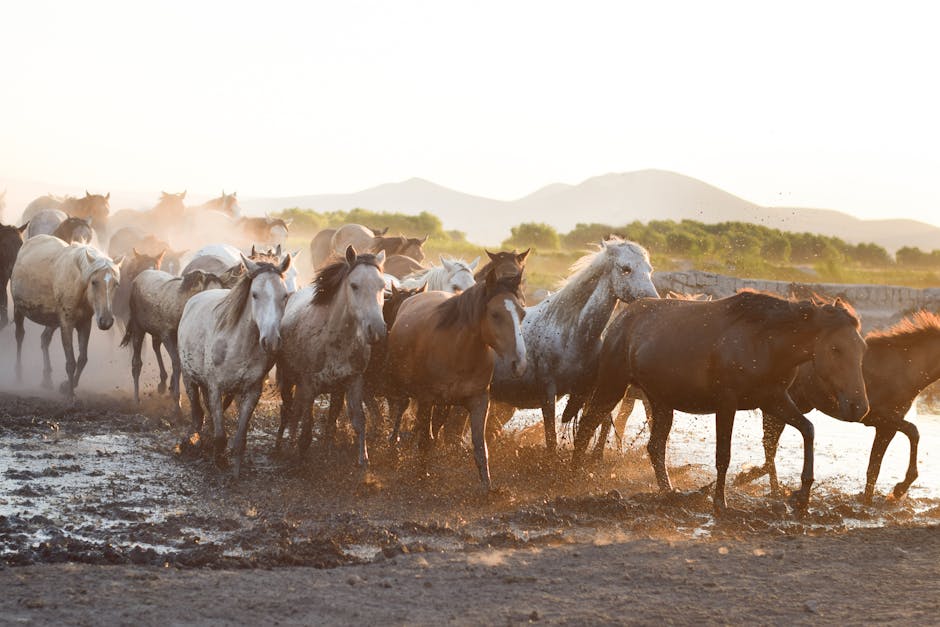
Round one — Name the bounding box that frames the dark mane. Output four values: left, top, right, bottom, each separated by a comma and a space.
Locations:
866, 310, 940, 345
728, 289, 860, 331
436, 274, 524, 329
180, 269, 211, 291
311, 253, 382, 306
214, 261, 282, 329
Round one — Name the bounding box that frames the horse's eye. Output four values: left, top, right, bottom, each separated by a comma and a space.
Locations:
622, 266, 633, 275
831, 346, 841, 354
92, 280, 98, 286
252, 292, 259, 299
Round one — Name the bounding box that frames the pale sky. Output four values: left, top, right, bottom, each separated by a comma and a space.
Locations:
2, 1, 939, 224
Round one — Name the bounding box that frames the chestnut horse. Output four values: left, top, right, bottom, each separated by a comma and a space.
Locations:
0, 221, 28, 328
385, 269, 527, 490
572, 291, 869, 515
738, 310, 940, 503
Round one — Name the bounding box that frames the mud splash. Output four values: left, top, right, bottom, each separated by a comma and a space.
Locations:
1, 392, 939, 569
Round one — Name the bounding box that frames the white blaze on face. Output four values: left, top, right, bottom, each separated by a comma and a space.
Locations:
103, 272, 113, 310
504, 298, 526, 368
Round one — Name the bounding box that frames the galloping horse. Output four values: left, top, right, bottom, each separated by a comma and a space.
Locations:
386, 269, 527, 490
738, 310, 940, 503
122, 268, 223, 411
488, 238, 658, 452
22, 191, 110, 241
276, 247, 387, 467
179, 253, 291, 477
0, 221, 28, 328
572, 291, 869, 514
399, 256, 479, 293
11, 235, 123, 395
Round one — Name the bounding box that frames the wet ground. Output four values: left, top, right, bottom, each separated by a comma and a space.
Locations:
2, 389, 939, 572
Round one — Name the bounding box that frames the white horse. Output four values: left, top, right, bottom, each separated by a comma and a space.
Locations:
179, 253, 292, 477
184, 244, 300, 293
11, 235, 123, 395
399, 256, 479, 293
488, 237, 659, 451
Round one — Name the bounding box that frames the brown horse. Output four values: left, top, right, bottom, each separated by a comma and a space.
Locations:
0, 221, 28, 328
52, 216, 95, 244
107, 191, 187, 238
108, 228, 186, 275
473, 248, 530, 282
369, 234, 428, 263
240, 216, 291, 248
386, 270, 527, 490
113, 249, 165, 328
384, 254, 426, 279
22, 191, 110, 240
572, 291, 869, 515
737, 310, 940, 503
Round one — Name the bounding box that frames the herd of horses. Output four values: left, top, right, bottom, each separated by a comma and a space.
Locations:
1, 189, 939, 517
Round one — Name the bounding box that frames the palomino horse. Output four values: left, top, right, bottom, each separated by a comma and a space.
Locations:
122, 268, 223, 411
399, 256, 480, 293
276, 247, 387, 467
488, 238, 658, 452
736, 310, 940, 503
11, 235, 123, 395
22, 191, 110, 241
308, 228, 337, 270
572, 291, 869, 515
386, 269, 527, 490
112, 249, 165, 328
108, 228, 186, 275
107, 191, 187, 240
179, 253, 292, 477
0, 221, 28, 328
239, 216, 291, 248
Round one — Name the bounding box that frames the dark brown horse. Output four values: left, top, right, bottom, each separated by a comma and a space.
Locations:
738, 310, 940, 503
572, 291, 869, 514
386, 269, 527, 490
473, 248, 530, 283
0, 222, 28, 328
52, 216, 94, 244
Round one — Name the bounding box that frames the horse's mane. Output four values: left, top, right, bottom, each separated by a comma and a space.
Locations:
53, 217, 91, 240
179, 269, 210, 291
311, 253, 383, 306
403, 258, 472, 290
436, 274, 523, 329
729, 289, 861, 331
866, 310, 940, 345
214, 261, 282, 329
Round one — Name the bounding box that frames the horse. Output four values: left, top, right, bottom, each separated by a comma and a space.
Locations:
11, 235, 123, 395
52, 216, 95, 245
25, 209, 68, 239
183, 244, 299, 292
369, 234, 428, 263
193, 191, 241, 218
108, 228, 186, 275
736, 310, 940, 504
107, 191, 187, 240
121, 268, 223, 410
112, 249, 165, 328
487, 238, 658, 452
571, 291, 869, 515
276, 247, 387, 467
385, 269, 527, 490
382, 255, 425, 280
178, 253, 292, 477
399, 256, 479, 293
239, 216, 291, 248
0, 222, 28, 328
474, 249, 530, 282
329, 225, 388, 262
309, 228, 336, 270
21, 191, 110, 241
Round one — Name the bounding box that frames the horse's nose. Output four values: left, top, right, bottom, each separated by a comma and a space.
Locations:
97, 315, 114, 331
261, 332, 281, 354
367, 322, 387, 345
840, 396, 869, 422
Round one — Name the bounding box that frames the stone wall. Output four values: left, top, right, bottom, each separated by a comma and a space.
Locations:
653, 270, 940, 332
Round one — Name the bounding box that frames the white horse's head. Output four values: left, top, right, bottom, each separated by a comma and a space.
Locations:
240, 253, 292, 354
440, 255, 479, 293
601, 238, 658, 302
342, 246, 387, 344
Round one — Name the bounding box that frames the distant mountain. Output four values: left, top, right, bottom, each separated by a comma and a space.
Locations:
243, 169, 940, 251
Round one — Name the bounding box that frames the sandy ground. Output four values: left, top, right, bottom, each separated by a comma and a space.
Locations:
1, 390, 939, 625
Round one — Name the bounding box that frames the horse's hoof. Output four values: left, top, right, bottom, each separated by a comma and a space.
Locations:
891, 483, 910, 500
786, 490, 810, 514
59, 381, 73, 396
158, 382, 167, 394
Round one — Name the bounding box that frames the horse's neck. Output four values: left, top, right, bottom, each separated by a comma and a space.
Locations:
899, 335, 940, 390
766, 319, 825, 369
547, 262, 616, 340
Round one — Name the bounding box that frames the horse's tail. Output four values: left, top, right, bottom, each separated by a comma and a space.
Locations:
119, 325, 133, 348
120, 291, 140, 348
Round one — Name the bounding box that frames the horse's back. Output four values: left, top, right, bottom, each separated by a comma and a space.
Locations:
11, 236, 72, 322
331, 224, 374, 255
21, 195, 62, 223
181, 254, 233, 276
25, 209, 67, 239
385, 254, 424, 279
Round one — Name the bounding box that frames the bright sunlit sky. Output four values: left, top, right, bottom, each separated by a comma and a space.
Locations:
2, 1, 939, 223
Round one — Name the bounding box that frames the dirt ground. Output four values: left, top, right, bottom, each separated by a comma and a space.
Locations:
1, 391, 939, 624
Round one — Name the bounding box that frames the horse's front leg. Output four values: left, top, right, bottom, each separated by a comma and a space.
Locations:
71, 316, 92, 391
58, 321, 77, 396
713, 406, 737, 515
40, 325, 56, 389
14, 309, 26, 382
864, 425, 895, 503
464, 392, 491, 492
891, 420, 920, 500
165, 335, 183, 416
345, 377, 370, 467
152, 336, 168, 394
541, 382, 558, 453
0, 274, 9, 329
231, 385, 263, 479
205, 385, 227, 466
760, 394, 815, 511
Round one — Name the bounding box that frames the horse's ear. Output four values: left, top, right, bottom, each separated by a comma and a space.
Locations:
833, 297, 846, 309
485, 249, 497, 262
284, 218, 293, 227
112, 255, 125, 268
233, 191, 237, 197
377, 226, 388, 236
469, 256, 480, 270
240, 253, 260, 274
105, 192, 110, 200
516, 248, 531, 262
132, 247, 141, 257
156, 250, 166, 265
417, 282, 428, 293
85, 190, 91, 197
345, 245, 357, 265
250, 244, 257, 257
279, 253, 292, 274
375, 250, 386, 266
181, 190, 187, 199
440, 255, 452, 270
420, 234, 428, 244
85, 217, 93, 226
275, 244, 282, 256
18, 222, 29, 233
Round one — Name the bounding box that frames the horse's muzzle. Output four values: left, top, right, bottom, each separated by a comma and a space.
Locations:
840, 397, 869, 422
97, 315, 114, 331
260, 333, 281, 354
366, 323, 387, 345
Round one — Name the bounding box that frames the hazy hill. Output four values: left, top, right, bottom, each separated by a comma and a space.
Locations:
243, 169, 940, 251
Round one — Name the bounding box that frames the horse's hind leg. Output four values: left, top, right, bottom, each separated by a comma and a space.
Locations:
388, 395, 408, 445
0, 273, 9, 328
58, 322, 77, 396
206, 386, 227, 466
152, 336, 168, 394
183, 376, 205, 435
275, 377, 294, 451
130, 329, 145, 404
14, 309, 25, 382
540, 384, 558, 454
40, 325, 56, 389
890, 420, 920, 500
761, 395, 815, 511
294, 384, 316, 458
864, 425, 896, 503
713, 407, 737, 515
646, 403, 675, 493
465, 393, 492, 492
165, 335, 183, 416
231, 385, 263, 479
345, 378, 369, 467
